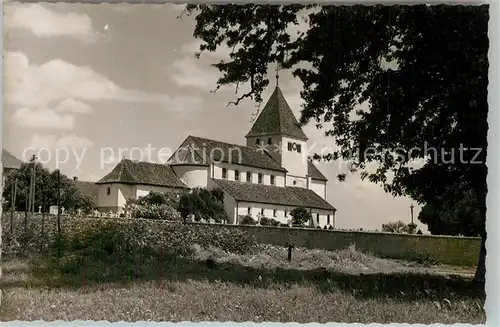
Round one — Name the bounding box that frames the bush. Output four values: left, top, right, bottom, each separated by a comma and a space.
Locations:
2, 214, 258, 261
126, 191, 182, 220
179, 188, 227, 222
259, 216, 280, 226
290, 207, 312, 227
240, 215, 256, 225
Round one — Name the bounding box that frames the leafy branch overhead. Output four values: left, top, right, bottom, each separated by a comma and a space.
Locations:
184, 4, 488, 199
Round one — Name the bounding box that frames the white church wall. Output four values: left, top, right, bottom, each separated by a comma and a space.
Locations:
236, 202, 335, 228
281, 136, 308, 179
97, 184, 119, 208
97, 183, 134, 212
213, 162, 285, 186
310, 179, 327, 199
171, 165, 209, 188
309, 209, 336, 229
286, 175, 308, 188
237, 202, 298, 225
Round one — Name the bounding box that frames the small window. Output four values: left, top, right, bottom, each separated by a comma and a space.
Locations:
297, 144, 302, 153
270, 175, 275, 185
327, 214, 330, 224
256, 139, 260, 145
246, 171, 252, 182
273, 209, 277, 217
247, 207, 251, 214
260, 208, 264, 216
284, 210, 288, 217
267, 138, 272, 145
287, 142, 293, 151
316, 213, 320, 223
106, 187, 111, 196
258, 173, 263, 184
222, 168, 227, 179
235, 170, 240, 181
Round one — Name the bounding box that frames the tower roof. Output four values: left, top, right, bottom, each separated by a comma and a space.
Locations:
2, 149, 22, 170
246, 86, 308, 141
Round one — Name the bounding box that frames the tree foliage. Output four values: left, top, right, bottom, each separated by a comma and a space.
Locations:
240, 215, 257, 225
382, 220, 417, 234
260, 216, 280, 226
178, 188, 228, 223
2, 162, 95, 213
125, 190, 182, 220
418, 184, 481, 237
290, 207, 312, 227
183, 4, 489, 281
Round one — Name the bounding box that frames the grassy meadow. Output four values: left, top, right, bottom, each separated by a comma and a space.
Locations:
0, 215, 485, 323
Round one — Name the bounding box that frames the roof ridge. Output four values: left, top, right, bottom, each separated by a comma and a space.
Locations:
190, 135, 256, 152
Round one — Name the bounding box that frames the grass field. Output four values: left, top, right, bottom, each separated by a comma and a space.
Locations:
0, 244, 485, 323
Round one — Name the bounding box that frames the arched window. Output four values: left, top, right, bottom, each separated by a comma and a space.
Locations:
246, 172, 252, 182
235, 170, 240, 181
222, 168, 227, 179
270, 175, 275, 185
258, 173, 263, 184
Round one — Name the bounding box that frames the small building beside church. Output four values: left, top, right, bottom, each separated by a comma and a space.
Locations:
95, 160, 188, 213
95, 86, 337, 228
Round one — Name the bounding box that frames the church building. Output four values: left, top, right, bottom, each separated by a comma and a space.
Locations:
96, 86, 337, 228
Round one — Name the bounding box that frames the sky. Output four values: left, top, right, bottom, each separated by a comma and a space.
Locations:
2, 3, 426, 232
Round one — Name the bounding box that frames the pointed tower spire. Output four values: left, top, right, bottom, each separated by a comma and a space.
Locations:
245, 86, 308, 141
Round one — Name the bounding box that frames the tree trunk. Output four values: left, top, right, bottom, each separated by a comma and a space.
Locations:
474, 232, 486, 282
473, 172, 487, 283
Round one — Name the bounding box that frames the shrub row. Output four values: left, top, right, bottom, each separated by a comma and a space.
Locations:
1, 214, 258, 259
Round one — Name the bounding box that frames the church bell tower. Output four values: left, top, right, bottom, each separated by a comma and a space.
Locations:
245, 86, 309, 187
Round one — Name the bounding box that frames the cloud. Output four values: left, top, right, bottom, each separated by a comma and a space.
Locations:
54, 98, 93, 114
28, 133, 93, 150
168, 38, 243, 91
180, 40, 233, 61
162, 94, 204, 112
28, 134, 58, 150
4, 52, 118, 108
12, 108, 75, 130
4, 3, 94, 41
56, 135, 94, 149
4, 51, 190, 109
168, 57, 220, 90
